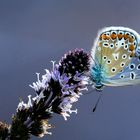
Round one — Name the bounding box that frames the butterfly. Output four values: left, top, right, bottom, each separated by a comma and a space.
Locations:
90, 26, 140, 91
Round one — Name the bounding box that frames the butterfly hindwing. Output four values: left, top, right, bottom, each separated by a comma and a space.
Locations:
103, 57, 140, 86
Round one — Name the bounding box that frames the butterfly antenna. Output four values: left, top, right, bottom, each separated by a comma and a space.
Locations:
84, 87, 96, 95
92, 93, 102, 112
90, 55, 98, 66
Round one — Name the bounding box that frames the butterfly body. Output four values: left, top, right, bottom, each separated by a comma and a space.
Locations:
90, 63, 104, 91
90, 26, 140, 90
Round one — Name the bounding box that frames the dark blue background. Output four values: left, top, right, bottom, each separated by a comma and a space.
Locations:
0, 0, 140, 139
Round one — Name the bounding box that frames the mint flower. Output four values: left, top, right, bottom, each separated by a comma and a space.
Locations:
0, 49, 90, 139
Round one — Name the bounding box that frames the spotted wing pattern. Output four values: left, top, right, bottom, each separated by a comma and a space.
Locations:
91, 26, 140, 86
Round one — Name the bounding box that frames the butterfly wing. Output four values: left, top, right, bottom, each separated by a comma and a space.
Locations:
91, 26, 140, 86
103, 57, 140, 86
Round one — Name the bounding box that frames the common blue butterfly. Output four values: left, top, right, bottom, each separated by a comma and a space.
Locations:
90, 26, 140, 91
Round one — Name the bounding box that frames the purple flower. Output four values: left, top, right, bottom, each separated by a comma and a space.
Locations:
3, 49, 90, 139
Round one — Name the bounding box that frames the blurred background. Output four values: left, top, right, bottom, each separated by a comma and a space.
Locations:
0, 0, 140, 139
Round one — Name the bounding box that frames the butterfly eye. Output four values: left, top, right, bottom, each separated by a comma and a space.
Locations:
129, 63, 135, 70
136, 64, 140, 70
120, 74, 125, 79
130, 72, 136, 80
111, 67, 116, 72
120, 62, 125, 67
122, 54, 127, 59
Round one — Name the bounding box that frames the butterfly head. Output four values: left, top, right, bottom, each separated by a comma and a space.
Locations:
94, 84, 104, 91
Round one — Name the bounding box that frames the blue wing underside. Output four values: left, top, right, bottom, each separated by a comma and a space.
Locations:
103, 57, 140, 86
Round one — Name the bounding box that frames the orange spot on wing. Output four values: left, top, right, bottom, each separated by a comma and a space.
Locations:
124, 34, 129, 40
110, 33, 117, 40
117, 34, 123, 39
130, 51, 135, 58
129, 44, 135, 51
128, 37, 134, 43
101, 34, 110, 40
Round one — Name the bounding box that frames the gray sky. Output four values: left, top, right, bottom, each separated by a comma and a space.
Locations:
0, 0, 140, 139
